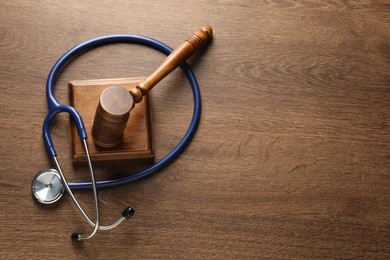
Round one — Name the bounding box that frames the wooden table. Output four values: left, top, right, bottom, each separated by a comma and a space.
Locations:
0, 1, 389, 258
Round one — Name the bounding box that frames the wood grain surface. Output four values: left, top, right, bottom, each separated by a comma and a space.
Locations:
0, 0, 389, 259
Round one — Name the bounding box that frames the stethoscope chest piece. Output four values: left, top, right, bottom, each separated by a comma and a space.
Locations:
32, 169, 64, 204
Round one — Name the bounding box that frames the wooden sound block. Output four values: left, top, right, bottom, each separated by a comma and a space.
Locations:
69, 77, 154, 164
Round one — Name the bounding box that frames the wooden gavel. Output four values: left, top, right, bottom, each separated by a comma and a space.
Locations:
92, 26, 213, 148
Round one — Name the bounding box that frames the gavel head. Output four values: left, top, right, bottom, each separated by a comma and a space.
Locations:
92, 86, 134, 148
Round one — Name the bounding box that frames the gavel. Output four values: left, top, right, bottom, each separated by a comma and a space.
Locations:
92, 26, 213, 148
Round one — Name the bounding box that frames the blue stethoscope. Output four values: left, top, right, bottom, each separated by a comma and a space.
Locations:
31, 34, 201, 242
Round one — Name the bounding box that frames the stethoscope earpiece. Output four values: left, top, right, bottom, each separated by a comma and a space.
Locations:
71, 233, 81, 242
122, 207, 135, 219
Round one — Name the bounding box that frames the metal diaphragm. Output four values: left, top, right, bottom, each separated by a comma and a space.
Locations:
32, 169, 64, 204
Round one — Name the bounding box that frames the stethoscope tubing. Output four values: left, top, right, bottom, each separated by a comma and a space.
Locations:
45, 34, 201, 190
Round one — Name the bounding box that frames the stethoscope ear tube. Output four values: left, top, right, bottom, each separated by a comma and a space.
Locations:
51, 140, 134, 242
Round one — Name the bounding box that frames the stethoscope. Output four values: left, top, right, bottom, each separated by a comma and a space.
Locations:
31, 34, 201, 242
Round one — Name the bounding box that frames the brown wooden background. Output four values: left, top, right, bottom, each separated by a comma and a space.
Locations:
0, 1, 389, 259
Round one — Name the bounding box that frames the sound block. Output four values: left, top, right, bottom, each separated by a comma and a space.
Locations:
69, 77, 154, 164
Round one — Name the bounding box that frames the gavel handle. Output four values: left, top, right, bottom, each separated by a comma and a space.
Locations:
129, 25, 213, 103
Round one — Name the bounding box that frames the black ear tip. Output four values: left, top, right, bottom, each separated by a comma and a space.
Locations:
122, 207, 135, 219
71, 233, 81, 242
